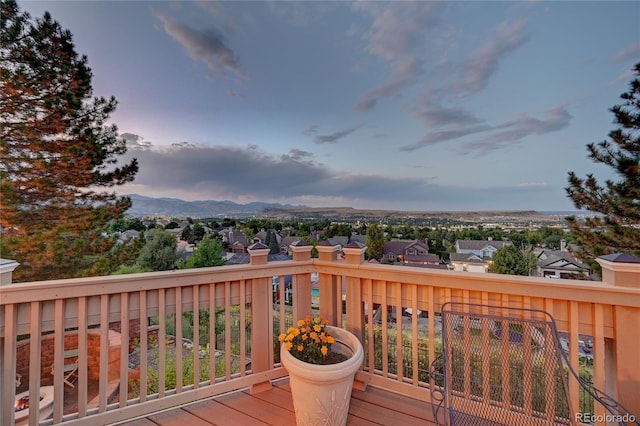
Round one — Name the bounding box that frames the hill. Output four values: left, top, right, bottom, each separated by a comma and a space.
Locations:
124, 195, 563, 225
125, 194, 301, 218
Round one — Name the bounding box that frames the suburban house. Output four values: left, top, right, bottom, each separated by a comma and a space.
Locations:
450, 239, 512, 273
535, 240, 591, 279
382, 239, 440, 266
279, 236, 299, 254
219, 228, 248, 253
252, 230, 282, 245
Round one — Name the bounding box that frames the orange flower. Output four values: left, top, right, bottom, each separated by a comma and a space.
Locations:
281, 316, 336, 364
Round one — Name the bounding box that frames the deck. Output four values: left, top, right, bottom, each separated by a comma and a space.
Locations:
120, 379, 437, 426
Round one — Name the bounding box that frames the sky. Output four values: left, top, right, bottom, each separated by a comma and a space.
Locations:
20, 1, 640, 212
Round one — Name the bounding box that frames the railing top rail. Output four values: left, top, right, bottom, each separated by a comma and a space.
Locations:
313, 259, 640, 308
2, 257, 639, 307
0, 260, 313, 304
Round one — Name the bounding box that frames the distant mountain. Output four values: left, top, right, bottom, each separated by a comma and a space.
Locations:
124, 194, 304, 218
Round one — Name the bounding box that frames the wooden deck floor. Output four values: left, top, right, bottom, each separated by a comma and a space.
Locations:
120, 379, 437, 426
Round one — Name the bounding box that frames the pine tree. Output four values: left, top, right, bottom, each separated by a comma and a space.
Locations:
0, 1, 138, 281
268, 231, 280, 255
566, 63, 640, 261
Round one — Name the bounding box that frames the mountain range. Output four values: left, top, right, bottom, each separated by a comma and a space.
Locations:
125, 194, 303, 218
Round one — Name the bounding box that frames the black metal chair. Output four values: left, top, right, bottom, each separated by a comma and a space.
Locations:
430, 302, 638, 425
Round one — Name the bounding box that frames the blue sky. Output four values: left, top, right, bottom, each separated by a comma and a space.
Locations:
21, 1, 640, 211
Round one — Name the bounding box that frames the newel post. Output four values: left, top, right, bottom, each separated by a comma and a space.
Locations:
342, 242, 366, 343
0, 258, 20, 286
316, 241, 341, 326
596, 253, 640, 415
247, 243, 272, 394
290, 240, 312, 321
0, 259, 20, 424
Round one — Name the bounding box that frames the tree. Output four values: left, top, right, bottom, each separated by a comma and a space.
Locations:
366, 224, 384, 260
566, 62, 640, 260
181, 225, 193, 242
268, 232, 280, 255
136, 229, 178, 271
191, 223, 205, 243
488, 245, 535, 276
182, 235, 225, 269
0, 1, 138, 281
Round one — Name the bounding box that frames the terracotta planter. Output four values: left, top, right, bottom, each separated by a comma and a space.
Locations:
280, 326, 364, 426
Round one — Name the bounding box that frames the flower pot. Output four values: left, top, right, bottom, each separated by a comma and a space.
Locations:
280, 326, 364, 426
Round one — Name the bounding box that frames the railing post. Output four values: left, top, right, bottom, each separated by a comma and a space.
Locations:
342, 242, 367, 391
0, 258, 19, 424
290, 241, 312, 322
342, 242, 366, 342
316, 241, 341, 326
596, 254, 640, 415
0, 258, 20, 286
247, 243, 273, 394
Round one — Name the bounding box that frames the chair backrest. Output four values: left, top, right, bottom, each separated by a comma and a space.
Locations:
439, 303, 573, 425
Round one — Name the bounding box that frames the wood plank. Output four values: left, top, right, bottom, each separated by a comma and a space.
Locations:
183, 398, 270, 426
243, 386, 294, 412
351, 386, 434, 422
126, 378, 435, 426
347, 397, 427, 426
120, 418, 158, 426
346, 414, 381, 425
147, 408, 214, 426
216, 391, 297, 425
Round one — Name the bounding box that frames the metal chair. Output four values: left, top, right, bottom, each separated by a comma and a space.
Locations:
50, 349, 79, 388
430, 302, 638, 425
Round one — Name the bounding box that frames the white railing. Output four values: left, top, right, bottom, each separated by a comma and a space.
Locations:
1, 245, 639, 425
1, 249, 312, 426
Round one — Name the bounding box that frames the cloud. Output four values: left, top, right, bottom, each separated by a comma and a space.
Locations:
122, 133, 152, 150
155, 12, 245, 80
399, 125, 492, 152
303, 125, 319, 135
459, 104, 572, 156
400, 104, 571, 155
459, 19, 529, 94
411, 96, 482, 128
354, 1, 442, 61
195, 1, 239, 35
518, 182, 550, 188
118, 141, 429, 203
612, 43, 640, 63
314, 125, 362, 144
352, 2, 441, 112
117, 139, 566, 210
281, 148, 314, 161
355, 57, 424, 112
227, 88, 245, 98
612, 69, 636, 86
268, 1, 333, 27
